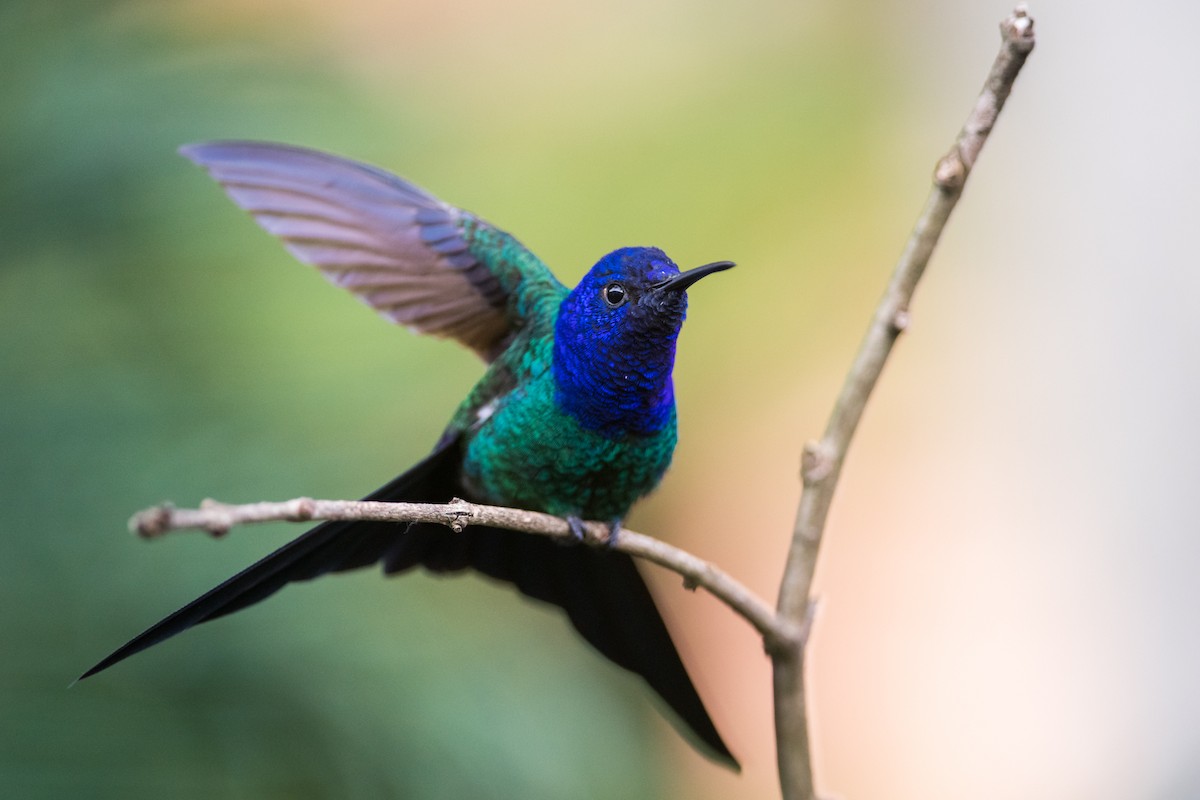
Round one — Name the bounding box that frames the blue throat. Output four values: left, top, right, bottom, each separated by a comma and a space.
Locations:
552, 305, 679, 439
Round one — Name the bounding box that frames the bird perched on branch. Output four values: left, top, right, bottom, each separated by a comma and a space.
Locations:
81, 141, 737, 767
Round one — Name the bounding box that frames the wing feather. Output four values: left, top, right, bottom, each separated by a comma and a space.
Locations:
180, 141, 565, 361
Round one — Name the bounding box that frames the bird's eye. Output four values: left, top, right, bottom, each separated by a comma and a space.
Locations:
602, 282, 628, 307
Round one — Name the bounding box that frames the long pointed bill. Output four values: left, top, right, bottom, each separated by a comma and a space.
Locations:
653, 260, 736, 294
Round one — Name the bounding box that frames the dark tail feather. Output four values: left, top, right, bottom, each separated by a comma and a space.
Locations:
463, 530, 739, 768
78, 442, 462, 680
80, 438, 738, 768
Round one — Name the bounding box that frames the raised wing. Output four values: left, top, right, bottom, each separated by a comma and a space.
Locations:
180, 141, 566, 361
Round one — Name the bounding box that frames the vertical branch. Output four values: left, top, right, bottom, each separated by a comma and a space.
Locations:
772, 8, 1036, 799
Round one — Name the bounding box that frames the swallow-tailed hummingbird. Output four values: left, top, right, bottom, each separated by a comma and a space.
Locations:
80, 142, 737, 768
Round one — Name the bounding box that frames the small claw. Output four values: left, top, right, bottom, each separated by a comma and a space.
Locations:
606, 518, 622, 549
565, 516, 586, 544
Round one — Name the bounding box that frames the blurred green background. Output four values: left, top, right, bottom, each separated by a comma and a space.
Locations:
5, 1, 1200, 798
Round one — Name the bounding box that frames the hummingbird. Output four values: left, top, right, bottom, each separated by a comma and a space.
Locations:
80, 142, 737, 768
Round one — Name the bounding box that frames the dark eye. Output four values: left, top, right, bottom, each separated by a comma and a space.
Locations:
602, 282, 627, 307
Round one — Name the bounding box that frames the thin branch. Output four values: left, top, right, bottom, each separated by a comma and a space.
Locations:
771, 7, 1036, 800
131, 497, 800, 653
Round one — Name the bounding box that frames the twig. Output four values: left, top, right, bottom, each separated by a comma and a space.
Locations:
130, 497, 799, 653
771, 7, 1036, 800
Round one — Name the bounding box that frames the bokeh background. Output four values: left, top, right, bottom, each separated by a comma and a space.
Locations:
4, 0, 1199, 798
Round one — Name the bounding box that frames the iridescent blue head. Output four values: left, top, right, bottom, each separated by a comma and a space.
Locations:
553, 246, 734, 437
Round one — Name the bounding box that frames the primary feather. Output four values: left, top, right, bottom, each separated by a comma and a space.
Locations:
179, 141, 564, 361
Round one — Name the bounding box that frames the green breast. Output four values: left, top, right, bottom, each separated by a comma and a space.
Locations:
457, 337, 678, 520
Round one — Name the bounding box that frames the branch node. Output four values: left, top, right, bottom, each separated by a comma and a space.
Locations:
287, 497, 316, 522
934, 149, 966, 191
891, 307, 912, 334
129, 504, 173, 539
206, 521, 232, 538
195, 499, 231, 537
763, 618, 805, 660
591, 524, 612, 547
446, 498, 473, 533
1003, 4, 1036, 51
682, 575, 699, 591
801, 440, 835, 484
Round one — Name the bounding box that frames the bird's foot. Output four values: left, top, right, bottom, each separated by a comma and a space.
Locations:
565, 516, 586, 545
606, 518, 622, 549
562, 517, 622, 547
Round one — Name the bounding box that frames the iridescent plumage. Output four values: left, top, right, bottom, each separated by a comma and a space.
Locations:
81, 142, 736, 768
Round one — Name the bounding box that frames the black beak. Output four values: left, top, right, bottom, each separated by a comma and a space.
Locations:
652, 260, 736, 294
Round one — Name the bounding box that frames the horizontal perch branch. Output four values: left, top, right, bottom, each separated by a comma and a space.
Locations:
131, 497, 800, 654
